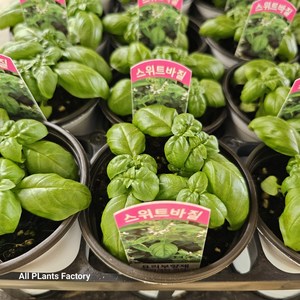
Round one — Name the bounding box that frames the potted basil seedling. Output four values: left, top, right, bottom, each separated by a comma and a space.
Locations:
0, 0, 111, 136
223, 59, 300, 141
0, 108, 91, 277
80, 105, 257, 284
199, 4, 299, 69
247, 116, 300, 299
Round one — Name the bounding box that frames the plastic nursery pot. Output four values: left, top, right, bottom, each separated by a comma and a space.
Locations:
47, 87, 100, 136
99, 99, 228, 137
205, 37, 244, 69
246, 144, 300, 299
0, 122, 90, 276
193, 0, 223, 20
222, 62, 260, 142
79, 140, 258, 284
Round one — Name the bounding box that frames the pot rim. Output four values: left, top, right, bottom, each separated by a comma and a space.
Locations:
222, 62, 252, 124
246, 143, 300, 265
98, 100, 228, 136
205, 38, 244, 64
0, 122, 90, 275
79, 141, 258, 283
50, 98, 99, 127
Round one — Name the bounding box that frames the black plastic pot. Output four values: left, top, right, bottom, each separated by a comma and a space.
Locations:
193, 0, 223, 20
79, 141, 258, 284
246, 144, 300, 299
246, 144, 300, 270
206, 38, 244, 69
46, 87, 101, 136
0, 122, 90, 276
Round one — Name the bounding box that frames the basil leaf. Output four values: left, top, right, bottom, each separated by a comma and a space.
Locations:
108, 167, 159, 201
0, 190, 22, 235
0, 158, 25, 186
261, 175, 280, 196
171, 113, 202, 136
156, 174, 187, 200
9, 119, 48, 145
54, 61, 110, 99
16, 173, 91, 221
106, 123, 145, 155
0, 137, 23, 163
133, 104, 177, 137
279, 188, 300, 251
101, 194, 141, 261
249, 116, 300, 156
203, 156, 250, 230
200, 192, 227, 228
23, 140, 79, 180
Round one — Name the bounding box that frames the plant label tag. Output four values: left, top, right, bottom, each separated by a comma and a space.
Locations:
225, 0, 254, 11
138, 0, 183, 49
235, 0, 297, 61
114, 201, 211, 271
19, 0, 68, 34
277, 78, 300, 120
130, 59, 192, 115
0, 55, 46, 121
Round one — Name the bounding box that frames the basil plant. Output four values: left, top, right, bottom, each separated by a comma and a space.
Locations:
249, 116, 300, 251
101, 104, 250, 261
0, 108, 91, 236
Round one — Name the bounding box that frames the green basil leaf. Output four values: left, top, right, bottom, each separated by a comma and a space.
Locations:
63, 46, 112, 83
54, 61, 110, 99
68, 11, 103, 50
16, 173, 91, 221
240, 78, 266, 103
131, 167, 159, 201
32, 65, 58, 99
0, 190, 22, 235
109, 46, 131, 74
156, 174, 187, 200
0, 137, 23, 163
164, 136, 190, 168
106, 123, 146, 155
171, 113, 202, 136
133, 104, 178, 137
9, 119, 48, 145
101, 194, 141, 261
107, 79, 132, 116
200, 192, 227, 228
279, 188, 300, 251
187, 78, 207, 118
261, 175, 280, 196
203, 155, 250, 230
185, 52, 225, 81
102, 12, 130, 36
176, 188, 201, 204
0, 158, 25, 185
0, 179, 16, 191
249, 116, 300, 156
200, 79, 225, 108
23, 140, 79, 180
127, 42, 152, 67
187, 171, 208, 194
263, 86, 289, 116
